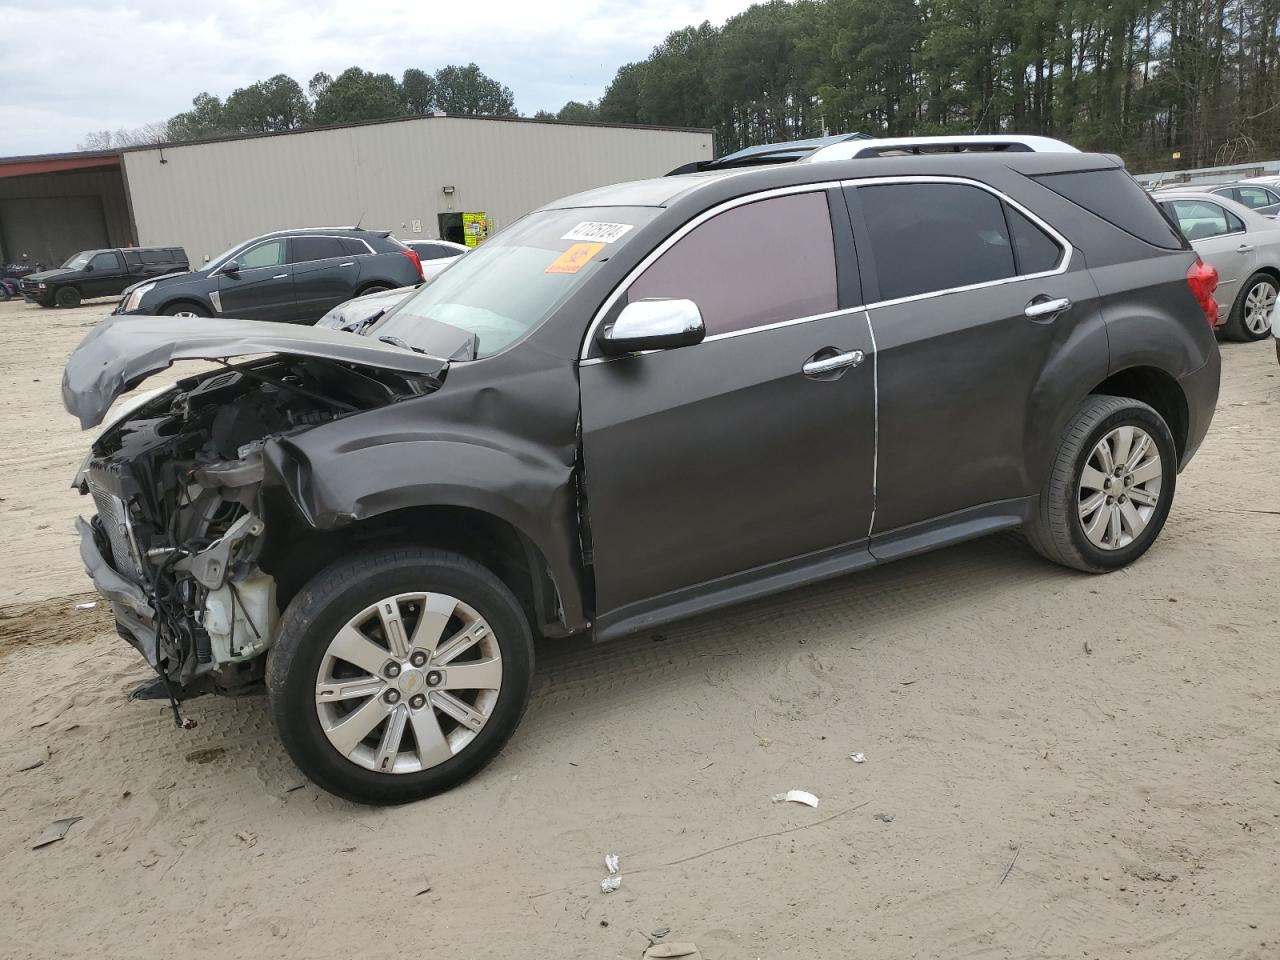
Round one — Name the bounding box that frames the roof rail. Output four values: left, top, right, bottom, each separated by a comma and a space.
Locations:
666, 132, 872, 176
807, 134, 1079, 163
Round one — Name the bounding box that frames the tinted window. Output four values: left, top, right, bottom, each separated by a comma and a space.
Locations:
238, 239, 286, 269
1235, 186, 1277, 209
414, 243, 461, 261
291, 236, 347, 263
859, 183, 1015, 301
1166, 200, 1241, 241
340, 237, 370, 256
1033, 168, 1184, 249
1007, 206, 1063, 274
140, 249, 167, 264
88, 252, 121, 271
627, 192, 837, 336
123, 250, 141, 267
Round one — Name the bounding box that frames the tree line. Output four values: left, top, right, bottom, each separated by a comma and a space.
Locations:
81, 0, 1280, 173
558, 0, 1280, 172
79, 63, 516, 150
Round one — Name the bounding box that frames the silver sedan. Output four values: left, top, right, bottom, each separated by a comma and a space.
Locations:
1155, 190, 1280, 340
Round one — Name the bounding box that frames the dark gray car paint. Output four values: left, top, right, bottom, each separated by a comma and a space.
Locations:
65, 149, 1219, 647
62, 315, 447, 429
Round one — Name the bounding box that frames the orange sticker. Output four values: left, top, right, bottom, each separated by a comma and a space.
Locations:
545, 242, 606, 274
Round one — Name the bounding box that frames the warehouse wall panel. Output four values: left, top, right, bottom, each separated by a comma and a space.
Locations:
122, 117, 714, 266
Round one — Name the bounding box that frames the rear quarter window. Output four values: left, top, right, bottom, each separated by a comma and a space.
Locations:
1032, 168, 1185, 249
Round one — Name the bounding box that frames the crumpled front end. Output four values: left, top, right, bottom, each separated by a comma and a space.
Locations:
72, 351, 442, 700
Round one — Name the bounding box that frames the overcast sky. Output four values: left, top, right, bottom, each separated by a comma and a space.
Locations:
0, 0, 756, 156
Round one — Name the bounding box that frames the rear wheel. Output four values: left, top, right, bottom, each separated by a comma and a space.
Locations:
54, 286, 81, 308
1222, 272, 1277, 341
160, 301, 209, 318
268, 546, 534, 804
358, 283, 393, 296
1025, 395, 1176, 573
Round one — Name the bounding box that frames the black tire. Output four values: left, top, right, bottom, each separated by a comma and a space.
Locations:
267, 546, 534, 805
357, 283, 393, 296
160, 301, 210, 318
0, 284, 10, 302
54, 286, 81, 308
1221, 271, 1277, 342
1024, 395, 1176, 573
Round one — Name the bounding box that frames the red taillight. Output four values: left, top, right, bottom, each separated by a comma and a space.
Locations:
1186, 257, 1219, 327
401, 247, 423, 279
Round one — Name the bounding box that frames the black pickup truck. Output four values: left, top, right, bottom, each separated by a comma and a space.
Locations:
23, 247, 188, 308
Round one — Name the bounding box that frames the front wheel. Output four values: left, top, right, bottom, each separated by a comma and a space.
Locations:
1222, 272, 1277, 342
161, 301, 210, 318
267, 547, 534, 804
54, 286, 81, 308
1024, 395, 1176, 573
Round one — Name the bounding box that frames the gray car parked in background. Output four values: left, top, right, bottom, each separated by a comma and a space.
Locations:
63, 137, 1219, 804
1156, 190, 1280, 340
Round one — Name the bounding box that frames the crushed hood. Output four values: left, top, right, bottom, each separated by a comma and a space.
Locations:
63, 315, 448, 429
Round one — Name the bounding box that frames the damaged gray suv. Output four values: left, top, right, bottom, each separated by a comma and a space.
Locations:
64, 137, 1220, 804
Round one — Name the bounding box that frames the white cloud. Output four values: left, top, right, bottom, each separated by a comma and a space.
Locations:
0, 0, 753, 155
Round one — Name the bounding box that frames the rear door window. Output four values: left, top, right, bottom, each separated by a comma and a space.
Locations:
626, 191, 838, 336
857, 182, 1016, 301
290, 236, 347, 263
1006, 206, 1064, 275
340, 237, 371, 256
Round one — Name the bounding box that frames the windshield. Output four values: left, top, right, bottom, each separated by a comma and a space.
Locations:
61, 252, 93, 269
369, 206, 657, 358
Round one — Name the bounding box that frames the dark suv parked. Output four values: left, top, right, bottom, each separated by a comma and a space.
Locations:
22, 247, 188, 308
63, 138, 1219, 805
113, 228, 423, 323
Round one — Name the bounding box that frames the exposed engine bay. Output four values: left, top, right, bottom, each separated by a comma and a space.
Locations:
76, 356, 437, 709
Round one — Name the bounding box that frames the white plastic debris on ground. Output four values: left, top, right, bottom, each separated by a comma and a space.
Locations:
771, 789, 820, 808
850, 752, 867, 763
601, 852, 621, 893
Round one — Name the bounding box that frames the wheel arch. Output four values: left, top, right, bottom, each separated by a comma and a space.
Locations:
1090, 365, 1189, 461
260, 501, 572, 640
156, 295, 211, 315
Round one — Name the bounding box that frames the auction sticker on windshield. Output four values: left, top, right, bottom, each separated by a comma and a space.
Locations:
562, 222, 634, 244
546, 242, 606, 274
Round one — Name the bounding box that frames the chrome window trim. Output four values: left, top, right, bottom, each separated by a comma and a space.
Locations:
580, 175, 1072, 362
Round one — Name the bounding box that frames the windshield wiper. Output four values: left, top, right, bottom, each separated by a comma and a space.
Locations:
378, 335, 428, 355
341, 308, 385, 334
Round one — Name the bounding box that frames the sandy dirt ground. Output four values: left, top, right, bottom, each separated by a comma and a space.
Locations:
0, 295, 1277, 960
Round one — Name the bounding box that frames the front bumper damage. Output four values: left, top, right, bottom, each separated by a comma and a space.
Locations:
77, 515, 159, 666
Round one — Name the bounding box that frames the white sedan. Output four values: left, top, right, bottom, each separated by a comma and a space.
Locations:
404, 239, 468, 282
1155, 190, 1280, 341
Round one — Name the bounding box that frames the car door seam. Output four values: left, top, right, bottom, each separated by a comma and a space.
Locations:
864, 308, 879, 539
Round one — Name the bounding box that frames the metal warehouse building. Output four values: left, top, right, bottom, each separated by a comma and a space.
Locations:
0, 115, 714, 268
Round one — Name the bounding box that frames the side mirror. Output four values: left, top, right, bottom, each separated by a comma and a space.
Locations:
599, 298, 705, 355
221, 260, 239, 276
82, 264, 94, 273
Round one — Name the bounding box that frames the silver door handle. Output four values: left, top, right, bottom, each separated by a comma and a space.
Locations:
1024, 297, 1072, 319
339, 262, 354, 267
1237, 244, 1254, 252
802, 350, 864, 376
272, 273, 288, 280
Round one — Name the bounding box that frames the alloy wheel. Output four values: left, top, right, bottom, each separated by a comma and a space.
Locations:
314, 592, 503, 774
1244, 280, 1277, 335
1077, 425, 1163, 550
